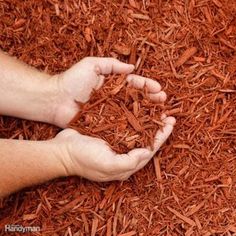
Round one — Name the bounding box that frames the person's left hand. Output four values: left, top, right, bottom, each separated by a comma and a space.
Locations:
52, 57, 135, 128
53, 115, 175, 182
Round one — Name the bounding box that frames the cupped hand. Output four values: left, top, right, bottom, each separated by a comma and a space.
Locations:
54, 116, 175, 181
53, 75, 176, 181
53, 57, 134, 128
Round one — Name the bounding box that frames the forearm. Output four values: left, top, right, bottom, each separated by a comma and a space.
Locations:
0, 50, 60, 124
0, 139, 67, 198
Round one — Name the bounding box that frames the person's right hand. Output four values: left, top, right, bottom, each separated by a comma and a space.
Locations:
53, 75, 176, 181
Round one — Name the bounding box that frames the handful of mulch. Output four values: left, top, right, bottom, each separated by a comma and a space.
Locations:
69, 75, 164, 154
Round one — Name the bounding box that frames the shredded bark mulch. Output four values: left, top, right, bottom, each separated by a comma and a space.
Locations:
69, 74, 164, 153
0, 0, 236, 235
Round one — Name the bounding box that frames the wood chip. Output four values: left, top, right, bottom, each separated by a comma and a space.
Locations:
131, 13, 150, 20
176, 47, 198, 67
167, 206, 196, 226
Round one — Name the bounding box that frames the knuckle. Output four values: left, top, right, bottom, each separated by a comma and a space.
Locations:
128, 160, 139, 171
119, 174, 131, 181
98, 174, 110, 182
81, 57, 93, 64
101, 159, 115, 172
110, 57, 119, 62
128, 155, 140, 170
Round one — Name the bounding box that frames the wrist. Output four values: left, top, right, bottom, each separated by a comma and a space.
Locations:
0, 50, 75, 127
0, 138, 69, 197
49, 74, 79, 128
32, 75, 62, 126
47, 139, 71, 177
50, 133, 77, 177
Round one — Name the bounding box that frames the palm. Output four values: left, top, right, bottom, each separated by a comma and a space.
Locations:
55, 113, 175, 182
60, 59, 104, 103
53, 57, 134, 128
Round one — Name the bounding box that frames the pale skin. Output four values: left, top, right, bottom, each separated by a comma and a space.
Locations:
0, 50, 176, 198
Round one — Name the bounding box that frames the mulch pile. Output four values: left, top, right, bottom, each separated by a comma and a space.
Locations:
69, 74, 164, 153
0, 0, 236, 235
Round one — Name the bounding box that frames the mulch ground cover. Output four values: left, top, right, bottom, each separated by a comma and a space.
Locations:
0, 0, 236, 235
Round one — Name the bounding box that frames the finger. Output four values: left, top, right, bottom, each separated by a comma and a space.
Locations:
161, 113, 167, 120
88, 57, 135, 74
162, 115, 176, 125
126, 74, 162, 93
127, 148, 153, 171
55, 128, 78, 139
120, 116, 176, 173
111, 116, 176, 180
115, 148, 154, 180
149, 91, 167, 102
153, 116, 176, 152
114, 148, 152, 172
95, 75, 105, 90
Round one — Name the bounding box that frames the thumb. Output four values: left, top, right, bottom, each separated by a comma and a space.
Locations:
114, 148, 152, 172
153, 116, 176, 152
127, 148, 153, 171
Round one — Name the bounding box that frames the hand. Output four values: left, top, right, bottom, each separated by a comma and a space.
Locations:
53, 75, 176, 181
54, 116, 175, 181
53, 57, 135, 128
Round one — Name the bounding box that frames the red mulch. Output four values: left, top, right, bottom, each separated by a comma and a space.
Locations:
69, 74, 164, 153
0, 0, 236, 235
